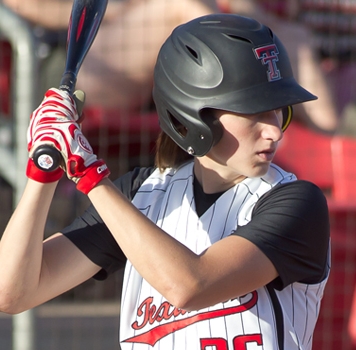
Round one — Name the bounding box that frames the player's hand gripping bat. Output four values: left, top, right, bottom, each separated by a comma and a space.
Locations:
32, 0, 108, 172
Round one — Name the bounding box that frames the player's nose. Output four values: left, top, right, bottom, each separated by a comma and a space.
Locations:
261, 110, 283, 142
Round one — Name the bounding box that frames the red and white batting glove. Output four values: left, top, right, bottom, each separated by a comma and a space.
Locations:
27, 88, 110, 194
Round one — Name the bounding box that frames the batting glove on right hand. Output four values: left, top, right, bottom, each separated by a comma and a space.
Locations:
27, 88, 110, 194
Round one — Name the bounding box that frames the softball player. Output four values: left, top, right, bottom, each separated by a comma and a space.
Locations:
0, 14, 330, 350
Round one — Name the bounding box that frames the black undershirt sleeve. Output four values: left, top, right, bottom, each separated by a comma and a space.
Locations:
61, 167, 155, 280
233, 180, 330, 290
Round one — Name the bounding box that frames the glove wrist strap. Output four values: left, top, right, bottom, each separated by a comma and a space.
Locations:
76, 159, 110, 194
26, 158, 64, 183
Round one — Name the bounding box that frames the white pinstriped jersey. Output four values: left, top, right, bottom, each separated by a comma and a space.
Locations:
119, 161, 329, 350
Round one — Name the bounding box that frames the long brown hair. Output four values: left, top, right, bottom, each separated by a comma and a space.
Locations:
154, 131, 193, 172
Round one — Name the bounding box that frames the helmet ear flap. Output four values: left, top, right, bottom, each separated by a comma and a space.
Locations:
200, 109, 224, 150
282, 106, 293, 131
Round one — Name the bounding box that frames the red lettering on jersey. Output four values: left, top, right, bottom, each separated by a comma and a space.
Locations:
132, 297, 187, 330
254, 44, 281, 82
200, 334, 263, 350
123, 291, 258, 346
233, 334, 263, 349
201, 337, 228, 349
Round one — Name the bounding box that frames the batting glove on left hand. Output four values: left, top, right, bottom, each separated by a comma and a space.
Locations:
27, 88, 110, 194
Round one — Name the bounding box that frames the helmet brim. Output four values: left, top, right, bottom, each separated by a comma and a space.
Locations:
210, 77, 317, 115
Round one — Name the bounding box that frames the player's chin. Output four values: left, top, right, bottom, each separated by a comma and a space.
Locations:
249, 163, 271, 178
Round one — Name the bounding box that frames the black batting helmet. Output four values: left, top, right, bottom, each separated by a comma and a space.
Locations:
152, 14, 317, 157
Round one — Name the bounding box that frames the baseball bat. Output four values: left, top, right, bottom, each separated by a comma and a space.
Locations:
32, 0, 108, 172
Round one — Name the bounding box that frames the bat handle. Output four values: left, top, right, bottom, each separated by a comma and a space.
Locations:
32, 144, 63, 172
59, 71, 77, 95
32, 71, 78, 172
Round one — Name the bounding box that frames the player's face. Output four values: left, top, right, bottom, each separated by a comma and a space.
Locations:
200, 109, 284, 181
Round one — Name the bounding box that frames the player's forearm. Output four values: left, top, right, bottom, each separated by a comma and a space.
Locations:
88, 179, 205, 308
88, 179, 278, 311
0, 179, 57, 314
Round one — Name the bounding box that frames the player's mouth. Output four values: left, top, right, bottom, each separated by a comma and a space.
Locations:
257, 148, 276, 162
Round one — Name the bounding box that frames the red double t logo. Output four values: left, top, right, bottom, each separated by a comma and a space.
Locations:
254, 44, 281, 82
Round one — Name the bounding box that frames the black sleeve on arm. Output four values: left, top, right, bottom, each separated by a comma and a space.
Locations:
234, 180, 330, 290
61, 167, 155, 280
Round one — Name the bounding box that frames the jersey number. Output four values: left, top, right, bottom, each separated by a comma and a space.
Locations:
200, 334, 263, 349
